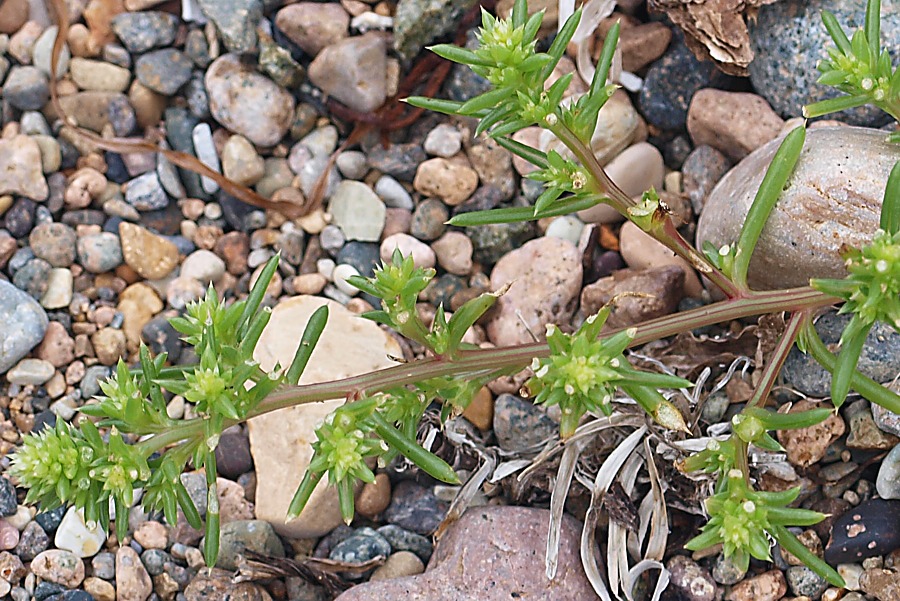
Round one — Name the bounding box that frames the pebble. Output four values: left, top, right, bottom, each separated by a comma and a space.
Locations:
877, 443, 900, 499
354, 473, 391, 519
860, 568, 900, 600
248, 296, 400, 537
413, 158, 479, 206
335, 151, 368, 180
83, 577, 115, 601
431, 232, 473, 276
712, 553, 746, 585
115, 546, 152, 601
775, 399, 846, 467
213, 427, 253, 479
13, 257, 51, 299
54, 507, 107, 558
30, 223, 77, 268
682, 145, 731, 215
275, 2, 350, 56
380, 233, 435, 269
824, 499, 900, 563
69, 58, 131, 92
329, 527, 391, 564
0, 135, 50, 201
111, 11, 178, 53
192, 123, 220, 194
332, 263, 361, 296
493, 393, 558, 452
206, 54, 295, 147
638, 36, 728, 131
0, 480, 15, 518
725, 569, 786, 601
76, 232, 123, 273
782, 311, 900, 397
486, 236, 582, 346
374, 175, 414, 210
370, 551, 425, 581
699, 126, 900, 289
846, 400, 899, 450
30, 550, 85, 588
409, 198, 448, 241
748, 0, 900, 126
786, 565, 828, 598
33, 135, 61, 173
328, 181, 386, 242
0, 0, 27, 34
667, 555, 716, 601
334, 506, 596, 600
544, 215, 584, 245
3, 66, 50, 111
41, 268, 73, 310
382, 481, 447, 536
180, 249, 226, 283
375, 525, 432, 563
578, 142, 665, 224
581, 265, 684, 327
124, 172, 169, 211
119, 222, 180, 280
0, 279, 49, 373
91, 327, 127, 365
6, 359, 54, 385
687, 89, 784, 161
196, 0, 262, 54
423, 124, 463, 158
133, 521, 168, 550
308, 32, 387, 113
368, 143, 426, 182
15, 521, 49, 561
215, 520, 284, 571
618, 221, 704, 297
221, 135, 265, 186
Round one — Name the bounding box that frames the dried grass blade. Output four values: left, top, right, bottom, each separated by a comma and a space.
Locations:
546, 437, 588, 579
435, 453, 496, 540
643, 438, 667, 561
581, 486, 613, 601
624, 559, 669, 601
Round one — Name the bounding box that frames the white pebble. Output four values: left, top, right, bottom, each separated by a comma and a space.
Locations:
332, 263, 361, 296
424, 124, 463, 158
335, 151, 369, 180
55, 507, 107, 558
375, 175, 413, 210
192, 123, 221, 195
545, 216, 585, 245
317, 258, 336, 280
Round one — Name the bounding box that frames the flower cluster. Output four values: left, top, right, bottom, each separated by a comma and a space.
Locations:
524, 308, 690, 438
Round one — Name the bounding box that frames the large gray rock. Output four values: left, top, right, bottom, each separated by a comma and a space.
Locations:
308, 33, 387, 113
749, 0, 900, 126
393, 0, 478, 61
0, 280, 49, 374
697, 127, 900, 290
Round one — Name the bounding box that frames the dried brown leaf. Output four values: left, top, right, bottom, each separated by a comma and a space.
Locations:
648, 0, 780, 76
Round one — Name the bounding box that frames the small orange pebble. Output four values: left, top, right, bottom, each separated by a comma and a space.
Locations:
599, 223, 619, 251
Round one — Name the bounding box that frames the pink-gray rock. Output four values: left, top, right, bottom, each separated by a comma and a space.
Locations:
275, 2, 349, 56
335, 506, 596, 600
115, 546, 152, 601
308, 32, 387, 113
0, 135, 49, 200
580, 265, 685, 327
205, 54, 295, 147
30, 549, 85, 588
697, 127, 900, 290
687, 89, 784, 161
487, 237, 582, 346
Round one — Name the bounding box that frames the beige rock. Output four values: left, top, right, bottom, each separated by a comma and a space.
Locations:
688, 89, 784, 161
618, 221, 703, 297
380, 233, 435, 269
777, 400, 846, 467
35, 321, 76, 368
84, 576, 116, 601
205, 54, 295, 147
117, 282, 163, 347
462, 386, 493, 430
578, 142, 664, 224
290, 272, 327, 295
119, 222, 180, 280
221, 135, 265, 186
128, 80, 166, 129
30, 549, 85, 588
275, 3, 350, 56
618, 21, 672, 72
487, 237, 582, 346
0, 135, 49, 201
248, 296, 401, 537
541, 90, 644, 170
91, 327, 126, 365
726, 569, 787, 601
355, 473, 391, 518
413, 158, 479, 206
370, 551, 425, 581
116, 546, 152, 601
0, 0, 28, 35
69, 57, 131, 92
431, 232, 473, 276
133, 521, 168, 550
57, 91, 131, 133
697, 127, 900, 290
